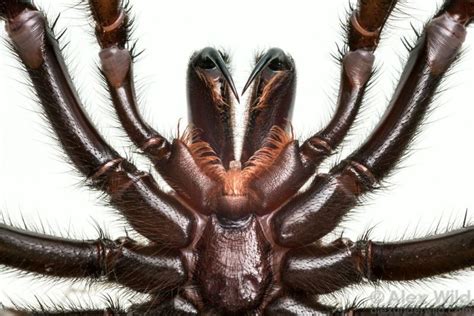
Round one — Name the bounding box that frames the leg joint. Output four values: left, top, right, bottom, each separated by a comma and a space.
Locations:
348, 13, 381, 50
354, 239, 375, 281
96, 236, 135, 277
336, 160, 377, 193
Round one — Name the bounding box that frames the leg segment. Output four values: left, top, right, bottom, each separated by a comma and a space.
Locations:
0, 224, 186, 293
89, 1, 224, 213
336, 308, 474, 315
89, 0, 172, 165
265, 295, 331, 316
239, 0, 396, 213
0, 2, 194, 248
281, 226, 474, 295
130, 296, 198, 315
3, 309, 119, 315
300, 0, 397, 170
266, 294, 474, 315
272, 1, 473, 248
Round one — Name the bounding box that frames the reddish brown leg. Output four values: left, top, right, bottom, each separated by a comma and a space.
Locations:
0, 224, 186, 293
337, 309, 474, 316
265, 295, 332, 315
0, 1, 194, 248
131, 296, 199, 315
89, 1, 238, 172
239, 0, 397, 214
300, 0, 397, 171
88, 1, 222, 213
268, 299, 474, 316
272, 0, 473, 248
236, 49, 306, 214
282, 226, 474, 295
89, 0, 172, 165
3, 309, 120, 316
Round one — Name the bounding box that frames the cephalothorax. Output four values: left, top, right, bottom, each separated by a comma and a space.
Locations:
1, 0, 474, 315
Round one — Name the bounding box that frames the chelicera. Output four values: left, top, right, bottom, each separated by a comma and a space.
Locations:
1, 0, 474, 315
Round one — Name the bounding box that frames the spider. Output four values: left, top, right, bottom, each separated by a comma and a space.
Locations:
1, 0, 474, 314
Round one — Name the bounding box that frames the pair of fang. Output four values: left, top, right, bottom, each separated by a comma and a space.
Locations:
192, 47, 293, 102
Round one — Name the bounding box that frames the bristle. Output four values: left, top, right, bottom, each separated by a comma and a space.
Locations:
242, 126, 293, 180
196, 71, 231, 113
180, 126, 226, 180
252, 71, 291, 112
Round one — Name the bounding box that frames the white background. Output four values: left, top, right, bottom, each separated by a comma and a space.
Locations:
0, 0, 473, 311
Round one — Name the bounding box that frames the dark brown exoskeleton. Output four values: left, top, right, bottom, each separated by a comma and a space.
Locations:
1, 0, 474, 315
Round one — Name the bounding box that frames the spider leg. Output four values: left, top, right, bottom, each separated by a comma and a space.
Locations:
87, 0, 172, 166
0, 224, 186, 293
266, 296, 474, 315
300, 0, 397, 171
272, 0, 474, 248
0, 1, 195, 247
130, 295, 199, 315
336, 308, 474, 315
265, 295, 332, 315
90, 0, 239, 169
236, 0, 397, 214
267, 297, 474, 316
281, 226, 474, 295
87, 1, 224, 212
3, 308, 119, 315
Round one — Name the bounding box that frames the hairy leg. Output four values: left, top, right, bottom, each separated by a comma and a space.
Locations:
6, 296, 200, 316
237, 0, 397, 213
0, 0, 194, 247
281, 225, 474, 294
267, 297, 474, 316
271, 226, 474, 314
130, 296, 199, 315
337, 309, 474, 316
300, 0, 397, 170
3, 309, 118, 316
272, 0, 474, 248
88, 1, 227, 212
0, 224, 186, 293
89, 0, 172, 167
265, 295, 331, 315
